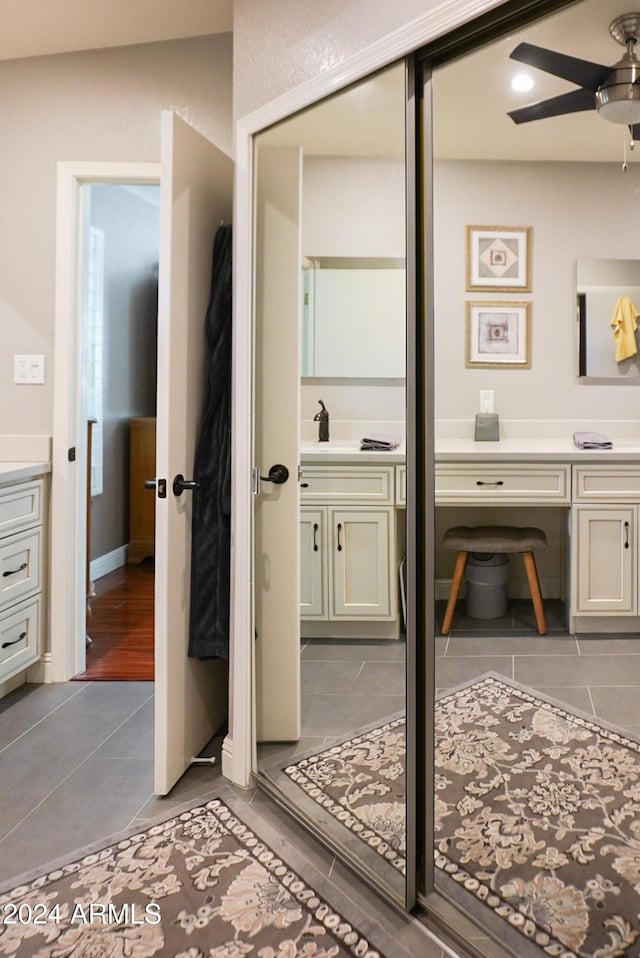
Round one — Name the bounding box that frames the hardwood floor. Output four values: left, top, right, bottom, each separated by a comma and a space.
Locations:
74, 560, 154, 681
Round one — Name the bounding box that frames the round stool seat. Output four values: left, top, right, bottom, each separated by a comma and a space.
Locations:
442, 525, 547, 554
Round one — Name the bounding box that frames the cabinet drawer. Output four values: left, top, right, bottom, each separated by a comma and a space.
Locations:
0, 596, 40, 679
396, 465, 406, 507
0, 480, 42, 538
301, 466, 394, 504
435, 463, 570, 504
574, 466, 640, 501
0, 529, 41, 608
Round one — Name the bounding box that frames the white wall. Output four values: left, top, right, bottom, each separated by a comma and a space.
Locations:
0, 33, 232, 436
301, 155, 406, 439
434, 160, 640, 435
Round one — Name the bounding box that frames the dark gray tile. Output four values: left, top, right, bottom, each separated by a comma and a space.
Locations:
301, 659, 362, 694
301, 692, 404, 736
93, 697, 153, 759
512, 599, 567, 633
351, 661, 405, 696
577, 636, 640, 655
0, 682, 90, 749
535, 686, 594, 713
589, 686, 640, 730
301, 639, 406, 662
515, 654, 640, 688
0, 757, 153, 884
258, 737, 326, 770
447, 634, 578, 656
434, 655, 513, 690
434, 636, 448, 656
56, 681, 153, 716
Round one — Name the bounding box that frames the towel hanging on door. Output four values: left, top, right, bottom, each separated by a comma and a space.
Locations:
188, 224, 232, 659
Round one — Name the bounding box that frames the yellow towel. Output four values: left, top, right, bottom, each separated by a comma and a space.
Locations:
611, 295, 640, 362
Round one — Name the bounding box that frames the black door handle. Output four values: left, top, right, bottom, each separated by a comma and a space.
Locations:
260, 464, 289, 485
172, 474, 199, 497
144, 479, 156, 489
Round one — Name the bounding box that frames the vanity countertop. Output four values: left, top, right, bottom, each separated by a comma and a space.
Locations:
435, 438, 640, 462
0, 461, 52, 484
300, 440, 406, 464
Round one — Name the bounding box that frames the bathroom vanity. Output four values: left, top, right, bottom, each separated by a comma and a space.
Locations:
0, 462, 49, 691
300, 442, 406, 639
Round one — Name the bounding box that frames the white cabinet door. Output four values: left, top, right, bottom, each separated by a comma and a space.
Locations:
300, 508, 327, 619
574, 505, 636, 615
330, 508, 395, 619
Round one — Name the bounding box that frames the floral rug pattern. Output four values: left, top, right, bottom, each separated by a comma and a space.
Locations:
0, 798, 384, 958
282, 717, 406, 876
435, 673, 640, 958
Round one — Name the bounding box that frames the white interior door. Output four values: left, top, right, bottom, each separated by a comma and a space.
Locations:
154, 111, 232, 795
254, 144, 302, 741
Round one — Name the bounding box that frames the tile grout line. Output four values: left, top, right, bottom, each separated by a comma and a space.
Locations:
0, 683, 93, 756
0, 698, 152, 848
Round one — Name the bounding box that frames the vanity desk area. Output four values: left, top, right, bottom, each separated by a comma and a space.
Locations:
436, 436, 640, 635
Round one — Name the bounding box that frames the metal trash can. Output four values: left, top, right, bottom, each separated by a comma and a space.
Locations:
465, 552, 508, 619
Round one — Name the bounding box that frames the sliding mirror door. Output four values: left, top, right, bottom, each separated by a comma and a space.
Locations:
253, 61, 412, 904
419, 0, 640, 955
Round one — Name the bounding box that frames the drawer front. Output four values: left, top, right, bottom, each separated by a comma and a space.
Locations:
0, 480, 42, 538
0, 597, 40, 678
396, 465, 406, 507
0, 529, 40, 608
435, 463, 570, 503
574, 466, 640, 501
301, 466, 394, 504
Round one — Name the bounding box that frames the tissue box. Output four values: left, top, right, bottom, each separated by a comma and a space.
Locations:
475, 413, 499, 442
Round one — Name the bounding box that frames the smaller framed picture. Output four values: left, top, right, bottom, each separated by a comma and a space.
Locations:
466, 225, 532, 291
466, 301, 531, 368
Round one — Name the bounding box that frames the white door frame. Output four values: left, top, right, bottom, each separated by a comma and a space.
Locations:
50, 162, 161, 684
224, 0, 506, 787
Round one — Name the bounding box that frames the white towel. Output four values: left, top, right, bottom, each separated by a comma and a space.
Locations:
573, 431, 612, 450
360, 433, 401, 451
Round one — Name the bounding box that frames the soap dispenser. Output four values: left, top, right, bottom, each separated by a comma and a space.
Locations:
314, 400, 330, 442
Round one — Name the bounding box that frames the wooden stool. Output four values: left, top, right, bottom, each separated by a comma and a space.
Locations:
441, 525, 547, 636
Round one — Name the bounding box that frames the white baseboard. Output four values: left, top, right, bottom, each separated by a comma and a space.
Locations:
90, 545, 128, 582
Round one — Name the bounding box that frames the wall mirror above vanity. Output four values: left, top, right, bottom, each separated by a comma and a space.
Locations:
577, 258, 640, 380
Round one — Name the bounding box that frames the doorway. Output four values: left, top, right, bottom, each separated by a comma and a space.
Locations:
73, 182, 160, 682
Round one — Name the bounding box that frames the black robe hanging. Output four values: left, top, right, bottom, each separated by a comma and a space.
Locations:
188, 224, 232, 659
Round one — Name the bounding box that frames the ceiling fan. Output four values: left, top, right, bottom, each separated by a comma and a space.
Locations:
508, 12, 640, 138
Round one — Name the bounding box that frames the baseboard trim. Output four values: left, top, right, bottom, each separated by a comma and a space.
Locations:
90, 545, 128, 582
27, 651, 53, 684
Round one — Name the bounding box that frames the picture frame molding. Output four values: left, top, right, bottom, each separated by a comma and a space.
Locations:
466, 300, 531, 369
466, 224, 532, 292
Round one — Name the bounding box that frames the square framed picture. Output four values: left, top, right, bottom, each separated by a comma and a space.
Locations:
466, 225, 532, 292
466, 301, 531, 368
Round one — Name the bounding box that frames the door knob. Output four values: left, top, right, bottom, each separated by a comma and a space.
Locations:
172, 474, 199, 497
260, 464, 289, 485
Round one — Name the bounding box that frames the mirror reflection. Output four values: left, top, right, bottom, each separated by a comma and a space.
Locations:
578, 258, 640, 379
253, 62, 407, 901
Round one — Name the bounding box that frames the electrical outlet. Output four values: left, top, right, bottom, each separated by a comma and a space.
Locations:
14, 354, 45, 384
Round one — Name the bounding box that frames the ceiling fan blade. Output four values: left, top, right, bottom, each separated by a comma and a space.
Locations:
508, 87, 596, 124
510, 42, 612, 92
632, 123, 640, 140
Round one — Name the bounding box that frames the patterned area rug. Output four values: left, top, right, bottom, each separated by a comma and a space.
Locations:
281, 715, 406, 878
435, 673, 640, 958
0, 794, 387, 958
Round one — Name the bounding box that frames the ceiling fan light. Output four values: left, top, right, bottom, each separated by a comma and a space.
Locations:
597, 95, 640, 124
511, 72, 534, 93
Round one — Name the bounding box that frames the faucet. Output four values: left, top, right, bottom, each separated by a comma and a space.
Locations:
313, 399, 330, 442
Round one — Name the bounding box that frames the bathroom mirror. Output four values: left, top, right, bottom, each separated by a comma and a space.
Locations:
302, 258, 406, 378
577, 258, 640, 380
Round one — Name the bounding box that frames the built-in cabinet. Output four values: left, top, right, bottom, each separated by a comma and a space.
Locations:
300, 463, 402, 639
0, 477, 45, 684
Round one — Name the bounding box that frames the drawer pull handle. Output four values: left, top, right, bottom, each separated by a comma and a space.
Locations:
476, 480, 504, 487
3, 562, 27, 578
313, 523, 319, 552
625, 521, 630, 549
2, 631, 26, 649
300, 482, 309, 488
337, 523, 343, 552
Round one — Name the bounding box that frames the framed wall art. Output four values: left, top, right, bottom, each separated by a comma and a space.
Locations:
466, 225, 532, 292
466, 301, 531, 368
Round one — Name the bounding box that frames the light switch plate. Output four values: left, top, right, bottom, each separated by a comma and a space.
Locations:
14, 354, 45, 384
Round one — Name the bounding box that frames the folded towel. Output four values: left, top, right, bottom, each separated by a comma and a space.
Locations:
360, 433, 401, 451
573, 431, 613, 450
